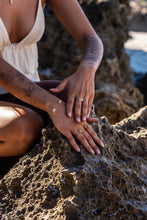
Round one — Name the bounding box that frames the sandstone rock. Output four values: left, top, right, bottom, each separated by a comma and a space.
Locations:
38, 0, 143, 124
136, 73, 147, 105
94, 83, 144, 124
0, 106, 146, 219
38, 0, 132, 84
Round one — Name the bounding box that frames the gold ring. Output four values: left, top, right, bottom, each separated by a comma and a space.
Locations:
78, 98, 84, 102
84, 124, 91, 130
78, 129, 83, 134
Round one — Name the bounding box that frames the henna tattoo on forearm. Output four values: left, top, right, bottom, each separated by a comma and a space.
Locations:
0, 58, 58, 112
0, 63, 40, 105
23, 84, 37, 104
83, 35, 103, 70
0, 66, 25, 84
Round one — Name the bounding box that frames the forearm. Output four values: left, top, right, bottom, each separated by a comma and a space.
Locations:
0, 58, 58, 115
80, 35, 104, 73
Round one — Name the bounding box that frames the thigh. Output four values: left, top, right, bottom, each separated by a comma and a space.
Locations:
36, 80, 67, 103
0, 101, 43, 139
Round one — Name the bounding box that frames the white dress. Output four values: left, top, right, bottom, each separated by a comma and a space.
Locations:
0, 0, 45, 94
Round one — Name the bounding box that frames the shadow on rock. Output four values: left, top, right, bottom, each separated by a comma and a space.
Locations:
0, 106, 146, 219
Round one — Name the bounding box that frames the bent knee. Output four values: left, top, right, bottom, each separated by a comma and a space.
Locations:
14, 111, 44, 155
14, 127, 41, 155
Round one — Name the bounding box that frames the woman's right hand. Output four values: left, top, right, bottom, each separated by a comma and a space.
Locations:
48, 101, 104, 154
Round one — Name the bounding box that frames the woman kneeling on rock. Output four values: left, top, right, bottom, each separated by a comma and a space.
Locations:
0, 0, 104, 157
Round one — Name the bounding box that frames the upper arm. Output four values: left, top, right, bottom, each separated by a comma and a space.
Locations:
47, 0, 97, 50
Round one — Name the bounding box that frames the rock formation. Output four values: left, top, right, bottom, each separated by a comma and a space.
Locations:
0, 106, 146, 219
94, 83, 143, 124
38, 0, 144, 123
38, 0, 132, 83
0, 1, 146, 219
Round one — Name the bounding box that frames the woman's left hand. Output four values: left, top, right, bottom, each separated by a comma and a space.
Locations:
50, 64, 95, 123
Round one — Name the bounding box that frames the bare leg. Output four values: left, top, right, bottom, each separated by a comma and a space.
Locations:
0, 101, 44, 157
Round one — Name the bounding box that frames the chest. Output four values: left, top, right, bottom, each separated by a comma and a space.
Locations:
0, 0, 46, 44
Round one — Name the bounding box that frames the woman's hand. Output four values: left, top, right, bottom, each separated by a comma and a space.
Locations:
50, 64, 95, 123
49, 101, 104, 154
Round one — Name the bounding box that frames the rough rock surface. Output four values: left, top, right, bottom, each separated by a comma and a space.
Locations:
94, 83, 143, 124
0, 106, 146, 219
38, 0, 143, 123
38, 0, 132, 84
128, 0, 147, 32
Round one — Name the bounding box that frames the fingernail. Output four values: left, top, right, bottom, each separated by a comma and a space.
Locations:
77, 118, 80, 122
50, 88, 56, 91
96, 149, 101, 155
91, 149, 95, 154
83, 117, 86, 121
100, 141, 104, 148
68, 112, 72, 117
77, 148, 80, 152
87, 114, 90, 117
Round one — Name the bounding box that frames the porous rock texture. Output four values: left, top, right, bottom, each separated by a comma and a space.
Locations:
94, 83, 143, 124
38, 0, 144, 123
0, 106, 147, 219
38, 0, 131, 84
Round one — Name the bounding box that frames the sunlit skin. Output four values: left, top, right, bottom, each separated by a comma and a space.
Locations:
0, 0, 104, 156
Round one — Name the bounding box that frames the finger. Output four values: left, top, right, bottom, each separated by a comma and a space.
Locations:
87, 117, 98, 122
82, 98, 88, 122
75, 98, 82, 123
67, 93, 75, 118
66, 132, 80, 152
49, 80, 67, 93
73, 130, 95, 154
87, 96, 94, 118
85, 125, 104, 148
82, 129, 100, 155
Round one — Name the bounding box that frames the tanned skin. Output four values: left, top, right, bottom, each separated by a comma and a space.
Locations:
0, 0, 104, 156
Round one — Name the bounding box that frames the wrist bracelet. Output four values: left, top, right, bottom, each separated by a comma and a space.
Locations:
50, 99, 62, 119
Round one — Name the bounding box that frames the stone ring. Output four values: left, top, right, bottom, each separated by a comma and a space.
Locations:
78, 98, 84, 102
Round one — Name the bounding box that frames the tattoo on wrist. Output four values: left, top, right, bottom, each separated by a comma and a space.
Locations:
49, 99, 62, 119
83, 35, 103, 69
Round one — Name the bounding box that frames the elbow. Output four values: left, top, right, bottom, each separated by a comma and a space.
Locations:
97, 35, 104, 57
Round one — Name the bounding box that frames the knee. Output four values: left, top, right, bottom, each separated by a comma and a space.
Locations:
15, 112, 44, 155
